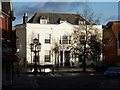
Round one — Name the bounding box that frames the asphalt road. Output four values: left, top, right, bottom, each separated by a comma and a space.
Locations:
2, 72, 120, 89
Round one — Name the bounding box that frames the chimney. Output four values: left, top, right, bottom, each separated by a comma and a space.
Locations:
23, 12, 28, 24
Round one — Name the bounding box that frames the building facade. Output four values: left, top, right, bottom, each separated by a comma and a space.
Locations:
103, 21, 120, 64
16, 12, 103, 68
0, 1, 15, 41
0, 1, 17, 87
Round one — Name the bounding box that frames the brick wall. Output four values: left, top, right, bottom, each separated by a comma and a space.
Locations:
1, 14, 12, 41
103, 22, 120, 64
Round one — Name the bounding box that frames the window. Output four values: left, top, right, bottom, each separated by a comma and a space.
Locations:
78, 20, 86, 25
60, 20, 65, 24
45, 50, 51, 62
59, 18, 66, 24
40, 16, 47, 24
40, 19, 47, 24
60, 35, 71, 44
45, 34, 51, 44
80, 35, 85, 39
80, 34, 85, 45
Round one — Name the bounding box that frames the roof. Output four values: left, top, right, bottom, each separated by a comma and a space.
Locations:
28, 12, 90, 25
2, 2, 13, 16
104, 21, 120, 29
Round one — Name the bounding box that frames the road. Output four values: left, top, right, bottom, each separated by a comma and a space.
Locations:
2, 71, 120, 89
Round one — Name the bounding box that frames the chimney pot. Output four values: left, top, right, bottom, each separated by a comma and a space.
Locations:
23, 12, 28, 24
24, 13, 28, 17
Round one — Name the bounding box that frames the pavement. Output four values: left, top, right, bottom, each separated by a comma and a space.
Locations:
2, 67, 120, 89
23, 66, 96, 73
2, 67, 98, 89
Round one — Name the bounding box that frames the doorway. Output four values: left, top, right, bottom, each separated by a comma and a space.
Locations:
65, 51, 70, 66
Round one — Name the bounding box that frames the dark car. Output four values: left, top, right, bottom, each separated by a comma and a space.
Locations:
104, 67, 120, 79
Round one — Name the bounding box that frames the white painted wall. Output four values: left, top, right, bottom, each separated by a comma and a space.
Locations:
16, 22, 103, 66
26, 24, 56, 65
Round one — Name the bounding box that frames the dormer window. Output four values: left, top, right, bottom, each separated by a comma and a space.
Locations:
59, 18, 66, 24
40, 16, 47, 24
78, 20, 86, 25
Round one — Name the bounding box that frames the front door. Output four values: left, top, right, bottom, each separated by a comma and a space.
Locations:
65, 51, 70, 66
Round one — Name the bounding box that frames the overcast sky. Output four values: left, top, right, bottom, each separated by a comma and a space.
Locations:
12, 2, 119, 26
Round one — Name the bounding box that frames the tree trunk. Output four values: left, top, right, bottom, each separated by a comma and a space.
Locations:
82, 45, 86, 72
55, 54, 56, 67
82, 52, 86, 72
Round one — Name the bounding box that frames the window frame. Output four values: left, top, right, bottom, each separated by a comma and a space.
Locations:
44, 34, 51, 44
60, 35, 71, 44
80, 34, 85, 45
40, 18, 47, 24
44, 50, 51, 62
78, 20, 86, 25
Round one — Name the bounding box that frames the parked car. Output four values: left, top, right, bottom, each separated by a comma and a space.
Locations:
104, 67, 120, 79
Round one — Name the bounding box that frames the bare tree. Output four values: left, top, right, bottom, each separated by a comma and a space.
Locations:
70, 5, 103, 71
82, 4, 102, 25
88, 34, 102, 67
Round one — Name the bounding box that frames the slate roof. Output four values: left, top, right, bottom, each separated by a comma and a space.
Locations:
28, 12, 90, 25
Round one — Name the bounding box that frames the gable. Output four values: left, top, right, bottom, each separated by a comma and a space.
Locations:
52, 21, 74, 30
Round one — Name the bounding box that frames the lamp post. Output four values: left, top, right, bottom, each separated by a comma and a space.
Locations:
30, 38, 41, 73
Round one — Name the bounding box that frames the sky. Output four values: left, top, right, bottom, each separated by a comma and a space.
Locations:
12, 1, 119, 26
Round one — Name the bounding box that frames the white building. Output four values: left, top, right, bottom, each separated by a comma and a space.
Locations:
15, 12, 103, 67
